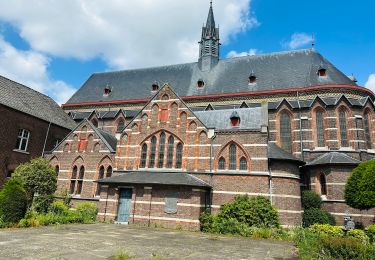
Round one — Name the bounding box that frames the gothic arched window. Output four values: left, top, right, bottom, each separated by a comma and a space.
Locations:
158, 132, 166, 168
77, 166, 85, 195
140, 143, 147, 168
149, 136, 157, 168
96, 166, 105, 196
319, 174, 327, 196
339, 110, 348, 147
106, 166, 112, 178
166, 136, 174, 168
117, 119, 125, 132
280, 112, 292, 152
239, 157, 247, 171
364, 113, 372, 149
70, 166, 78, 194
218, 157, 225, 170
229, 144, 237, 170
316, 110, 325, 147
176, 143, 183, 169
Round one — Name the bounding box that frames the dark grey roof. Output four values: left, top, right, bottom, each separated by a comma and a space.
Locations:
268, 143, 304, 164
70, 111, 94, 120
124, 110, 139, 118
195, 107, 263, 130
66, 49, 356, 104
0, 75, 76, 129
306, 152, 360, 166
91, 124, 117, 152
98, 171, 211, 188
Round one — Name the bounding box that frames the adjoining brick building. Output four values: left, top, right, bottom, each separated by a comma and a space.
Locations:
47, 3, 375, 228
0, 75, 76, 186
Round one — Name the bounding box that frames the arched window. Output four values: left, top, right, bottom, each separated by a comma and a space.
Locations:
55, 165, 59, 176
316, 110, 325, 147
63, 143, 69, 152
319, 174, 327, 196
229, 144, 237, 170
96, 166, 105, 196
280, 112, 292, 152
106, 166, 112, 178
149, 136, 157, 168
77, 166, 85, 195
176, 143, 183, 169
339, 110, 348, 147
91, 119, 98, 127
117, 119, 125, 132
239, 157, 247, 170
218, 157, 225, 170
70, 166, 78, 194
158, 132, 166, 168
364, 113, 372, 149
166, 136, 174, 168
140, 143, 148, 168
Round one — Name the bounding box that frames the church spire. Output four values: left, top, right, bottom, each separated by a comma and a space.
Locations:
198, 1, 220, 71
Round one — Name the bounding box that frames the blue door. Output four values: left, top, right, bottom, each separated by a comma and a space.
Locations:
117, 188, 132, 223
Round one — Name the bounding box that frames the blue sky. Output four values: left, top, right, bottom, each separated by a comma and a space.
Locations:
0, 0, 373, 104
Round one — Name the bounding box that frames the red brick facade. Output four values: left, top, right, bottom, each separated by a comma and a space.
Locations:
0, 104, 71, 186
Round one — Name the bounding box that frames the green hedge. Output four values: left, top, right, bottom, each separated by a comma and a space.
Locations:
302, 208, 336, 227
0, 179, 27, 223
367, 224, 375, 243
301, 190, 322, 210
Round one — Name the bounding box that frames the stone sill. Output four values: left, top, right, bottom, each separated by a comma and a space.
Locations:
13, 149, 30, 155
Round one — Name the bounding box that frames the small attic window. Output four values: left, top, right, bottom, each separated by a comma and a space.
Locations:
103, 85, 111, 96
249, 75, 257, 84
151, 82, 159, 92
318, 68, 327, 77
197, 79, 205, 88
230, 111, 241, 127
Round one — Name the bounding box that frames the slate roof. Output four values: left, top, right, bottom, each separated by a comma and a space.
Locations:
268, 143, 304, 164
306, 152, 360, 166
98, 171, 211, 188
195, 107, 264, 130
88, 120, 118, 152
0, 75, 76, 129
66, 49, 356, 104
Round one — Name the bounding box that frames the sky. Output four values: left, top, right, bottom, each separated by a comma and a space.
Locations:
0, 0, 374, 104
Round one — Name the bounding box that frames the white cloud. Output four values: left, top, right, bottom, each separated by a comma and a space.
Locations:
0, 37, 76, 104
365, 74, 375, 93
0, 0, 257, 70
283, 32, 312, 50
226, 48, 257, 58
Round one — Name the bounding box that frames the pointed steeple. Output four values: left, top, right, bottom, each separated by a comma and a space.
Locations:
198, 1, 220, 71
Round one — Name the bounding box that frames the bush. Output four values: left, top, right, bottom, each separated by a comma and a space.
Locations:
75, 202, 98, 223
302, 208, 336, 227
301, 190, 322, 210
347, 229, 369, 243
217, 195, 280, 228
345, 159, 375, 210
367, 224, 375, 243
0, 179, 27, 223
308, 224, 344, 237
49, 200, 70, 215
32, 194, 54, 214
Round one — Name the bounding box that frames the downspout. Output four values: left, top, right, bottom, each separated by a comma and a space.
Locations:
148, 188, 153, 227
208, 131, 216, 213
268, 159, 273, 205
297, 91, 304, 161
42, 121, 52, 156
104, 185, 109, 222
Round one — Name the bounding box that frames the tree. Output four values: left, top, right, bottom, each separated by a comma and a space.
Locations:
12, 157, 57, 210
344, 160, 375, 210
0, 179, 27, 223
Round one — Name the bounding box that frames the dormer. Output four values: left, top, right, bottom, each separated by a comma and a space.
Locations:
103, 84, 112, 96
230, 111, 241, 127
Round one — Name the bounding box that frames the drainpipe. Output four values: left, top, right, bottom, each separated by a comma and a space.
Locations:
268, 160, 273, 205
104, 185, 109, 222
297, 91, 304, 161
42, 121, 51, 156
208, 131, 216, 213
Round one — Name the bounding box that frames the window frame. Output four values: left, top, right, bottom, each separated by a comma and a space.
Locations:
175, 143, 183, 169
15, 128, 30, 152
315, 110, 325, 147
149, 136, 157, 168
339, 110, 349, 147
279, 112, 292, 153
70, 166, 78, 194
166, 136, 174, 168
229, 144, 237, 170
364, 112, 372, 149
140, 143, 148, 168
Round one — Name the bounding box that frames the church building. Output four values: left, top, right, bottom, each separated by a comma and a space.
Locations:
46, 3, 375, 228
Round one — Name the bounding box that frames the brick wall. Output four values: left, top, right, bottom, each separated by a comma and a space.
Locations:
0, 104, 71, 186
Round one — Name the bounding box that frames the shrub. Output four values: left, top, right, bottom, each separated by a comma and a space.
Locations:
345, 159, 375, 210
302, 208, 336, 227
308, 224, 344, 237
347, 229, 369, 243
12, 157, 57, 209
0, 179, 27, 223
32, 194, 54, 214
320, 236, 375, 259
367, 224, 375, 243
199, 210, 215, 232
49, 200, 69, 215
75, 202, 98, 223
218, 195, 280, 228
301, 190, 322, 210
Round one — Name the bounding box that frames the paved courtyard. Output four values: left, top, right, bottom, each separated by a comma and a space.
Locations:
0, 224, 297, 259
